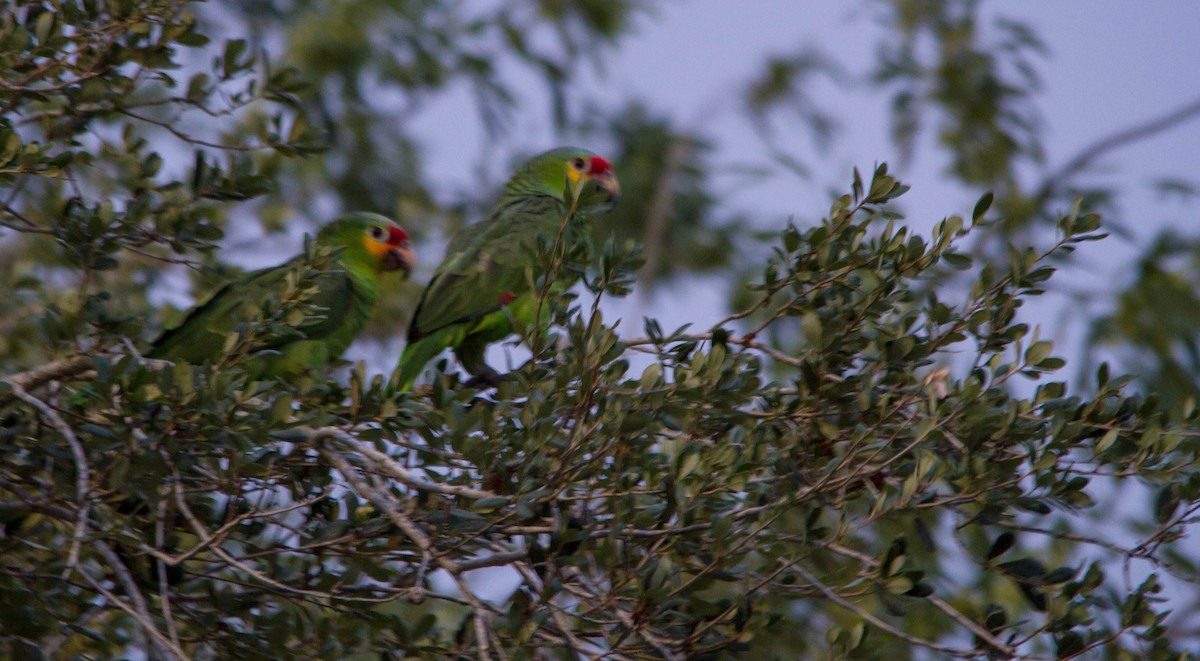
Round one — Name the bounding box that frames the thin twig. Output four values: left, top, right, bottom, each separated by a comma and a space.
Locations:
321, 442, 515, 658
167, 477, 336, 599
319, 445, 462, 576
1035, 96, 1200, 204
1, 355, 95, 404
155, 496, 183, 651
85, 541, 190, 661
138, 490, 329, 567
638, 136, 691, 297
8, 384, 91, 578
312, 427, 496, 500
793, 565, 1002, 659
456, 550, 528, 572
562, 566, 683, 659
824, 542, 1020, 657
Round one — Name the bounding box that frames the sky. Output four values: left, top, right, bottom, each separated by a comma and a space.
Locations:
169, 0, 1200, 386
194, 1, 1200, 351
128, 0, 1200, 622
369, 1, 1200, 376
396, 2, 1200, 609
416, 1, 1200, 233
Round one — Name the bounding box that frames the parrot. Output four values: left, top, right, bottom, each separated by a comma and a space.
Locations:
121, 213, 411, 587
395, 146, 620, 390
149, 212, 414, 378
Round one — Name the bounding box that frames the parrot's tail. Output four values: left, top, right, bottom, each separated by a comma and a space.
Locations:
392, 336, 446, 392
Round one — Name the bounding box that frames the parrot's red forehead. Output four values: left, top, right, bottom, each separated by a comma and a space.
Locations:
588, 155, 611, 175
387, 225, 408, 246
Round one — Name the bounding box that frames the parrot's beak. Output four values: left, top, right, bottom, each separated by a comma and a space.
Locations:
586, 170, 621, 212
593, 170, 621, 204
383, 244, 414, 275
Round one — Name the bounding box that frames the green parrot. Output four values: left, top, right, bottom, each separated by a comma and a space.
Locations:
150, 212, 414, 377
396, 147, 620, 390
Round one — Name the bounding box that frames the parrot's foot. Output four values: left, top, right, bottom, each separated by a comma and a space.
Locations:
463, 365, 506, 389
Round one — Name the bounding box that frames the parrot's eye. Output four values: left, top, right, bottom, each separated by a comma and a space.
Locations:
370, 226, 385, 241
571, 157, 586, 171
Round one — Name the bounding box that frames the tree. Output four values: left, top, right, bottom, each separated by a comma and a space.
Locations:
4, 1, 1200, 659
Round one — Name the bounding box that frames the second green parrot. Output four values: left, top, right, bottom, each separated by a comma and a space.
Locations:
396, 147, 620, 389
150, 212, 414, 378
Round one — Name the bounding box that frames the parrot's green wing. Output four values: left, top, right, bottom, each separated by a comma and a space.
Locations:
149, 263, 366, 376
396, 147, 618, 390
408, 195, 565, 341
150, 263, 297, 362
151, 212, 411, 378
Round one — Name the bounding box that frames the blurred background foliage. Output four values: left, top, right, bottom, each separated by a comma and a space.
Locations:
4, 0, 1200, 658
202, 0, 1200, 405
5, 0, 1198, 393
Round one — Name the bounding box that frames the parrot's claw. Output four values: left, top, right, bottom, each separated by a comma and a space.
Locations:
463, 366, 506, 390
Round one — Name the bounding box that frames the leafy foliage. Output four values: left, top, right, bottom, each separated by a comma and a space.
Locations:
0, 0, 319, 370
230, 0, 651, 221
746, 0, 1200, 407
6, 160, 1200, 657
1090, 232, 1200, 413
588, 104, 740, 286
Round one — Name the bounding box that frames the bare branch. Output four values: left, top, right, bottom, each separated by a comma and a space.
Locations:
1035, 96, 1200, 203
1, 355, 95, 404
312, 427, 496, 500
7, 383, 91, 579
638, 136, 691, 296
155, 496, 183, 652
319, 445, 464, 573
456, 550, 528, 572
83, 541, 190, 661
793, 565, 1005, 659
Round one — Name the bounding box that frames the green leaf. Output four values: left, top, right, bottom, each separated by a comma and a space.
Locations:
972, 191, 994, 223
1015, 496, 1052, 515
904, 581, 934, 598
34, 11, 55, 44
1024, 340, 1053, 366
1094, 428, 1119, 454
941, 251, 972, 269
801, 311, 822, 347
1043, 566, 1076, 584
640, 363, 661, 390
998, 558, 1046, 582
222, 39, 249, 78
472, 496, 511, 512
186, 73, 211, 101
1154, 484, 1180, 525
987, 532, 1015, 560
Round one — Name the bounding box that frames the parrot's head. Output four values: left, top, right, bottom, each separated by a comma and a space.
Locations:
320, 212, 414, 276
511, 147, 621, 213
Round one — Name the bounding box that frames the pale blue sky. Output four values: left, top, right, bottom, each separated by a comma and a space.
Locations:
407, 2, 1200, 612
201, 1, 1200, 616
396, 1, 1200, 366
419, 2, 1200, 233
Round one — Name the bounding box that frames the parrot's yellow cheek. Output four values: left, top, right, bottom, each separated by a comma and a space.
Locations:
363, 235, 389, 259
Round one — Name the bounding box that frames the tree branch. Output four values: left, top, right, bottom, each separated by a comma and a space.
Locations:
638, 136, 691, 296
823, 542, 1020, 657
84, 541, 190, 661
8, 383, 91, 579
1035, 96, 1200, 203
311, 427, 496, 500
1, 355, 95, 405
793, 565, 1006, 659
